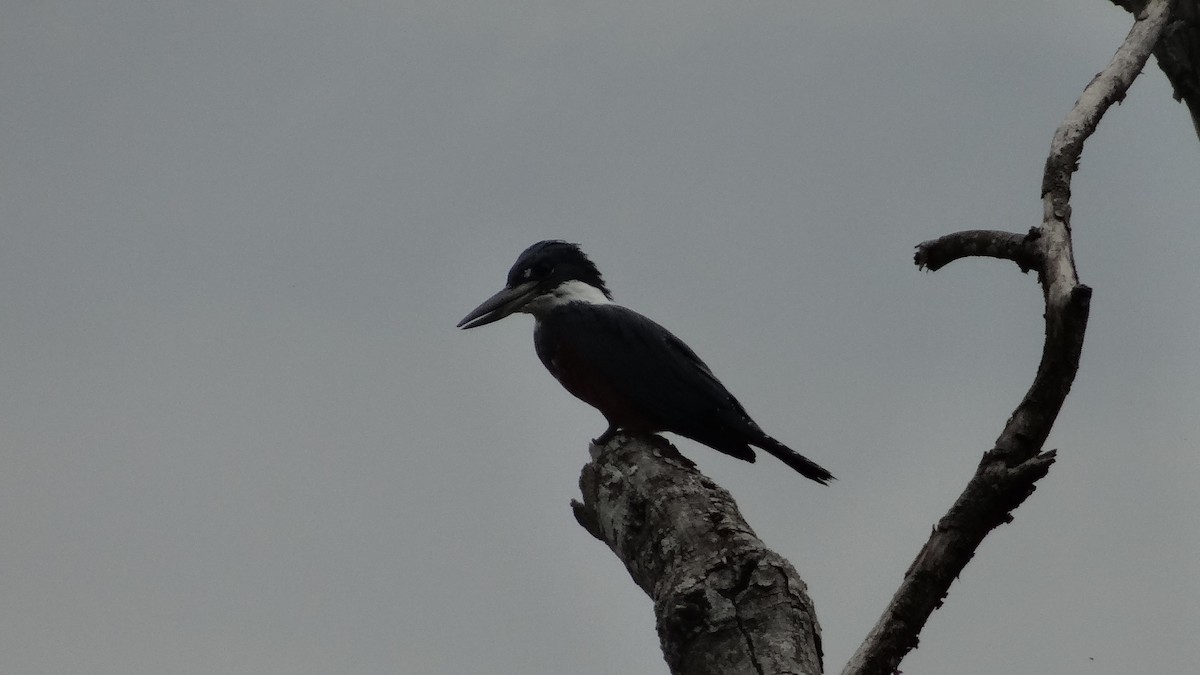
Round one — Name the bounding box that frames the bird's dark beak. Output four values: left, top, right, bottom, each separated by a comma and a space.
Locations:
457, 281, 540, 329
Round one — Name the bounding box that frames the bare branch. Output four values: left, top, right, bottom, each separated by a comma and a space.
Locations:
1110, 0, 1200, 140
572, 434, 824, 675
914, 229, 1041, 273
1045, 0, 1179, 204
844, 3, 1174, 675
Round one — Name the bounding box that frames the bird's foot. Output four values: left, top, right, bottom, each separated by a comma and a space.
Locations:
592, 425, 619, 447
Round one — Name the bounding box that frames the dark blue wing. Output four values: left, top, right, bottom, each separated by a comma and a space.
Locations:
534, 302, 835, 484
534, 303, 762, 450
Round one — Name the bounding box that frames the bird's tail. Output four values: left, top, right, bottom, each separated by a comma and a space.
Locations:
755, 435, 835, 485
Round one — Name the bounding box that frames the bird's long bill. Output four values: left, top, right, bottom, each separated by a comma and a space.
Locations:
456, 281, 539, 329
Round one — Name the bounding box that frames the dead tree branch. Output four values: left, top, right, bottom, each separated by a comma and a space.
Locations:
1110, 0, 1200, 139
571, 434, 824, 675
912, 229, 1042, 273
843, 2, 1175, 675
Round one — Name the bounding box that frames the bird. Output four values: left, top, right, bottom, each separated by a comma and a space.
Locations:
457, 240, 834, 485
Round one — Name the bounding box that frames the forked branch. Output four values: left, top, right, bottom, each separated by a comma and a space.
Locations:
844, 2, 1176, 674
1110, 0, 1200, 139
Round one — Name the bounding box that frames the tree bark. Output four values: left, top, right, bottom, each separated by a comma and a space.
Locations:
1110, 0, 1200, 139
572, 434, 824, 675
569, 3, 1178, 674
843, 2, 1175, 674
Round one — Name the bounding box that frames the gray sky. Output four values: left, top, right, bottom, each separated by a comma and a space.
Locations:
2, 1, 1197, 673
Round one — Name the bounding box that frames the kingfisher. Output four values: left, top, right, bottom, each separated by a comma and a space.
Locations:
457, 240, 833, 485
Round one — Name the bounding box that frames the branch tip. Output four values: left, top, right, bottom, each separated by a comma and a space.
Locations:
913, 229, 1039, 273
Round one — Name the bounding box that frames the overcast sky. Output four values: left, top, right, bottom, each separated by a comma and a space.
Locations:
2, 2, 1197, 674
